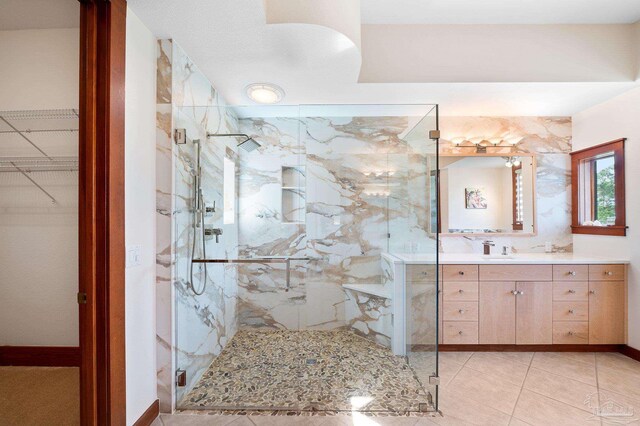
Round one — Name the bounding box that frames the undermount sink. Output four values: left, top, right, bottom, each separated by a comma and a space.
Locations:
482, 255, 515, 260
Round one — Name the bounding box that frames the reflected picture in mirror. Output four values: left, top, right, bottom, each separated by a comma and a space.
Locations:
439, 155, 536, 235
465, 188, 488, 209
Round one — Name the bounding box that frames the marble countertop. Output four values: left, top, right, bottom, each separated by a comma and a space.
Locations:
388, 252, 630, 265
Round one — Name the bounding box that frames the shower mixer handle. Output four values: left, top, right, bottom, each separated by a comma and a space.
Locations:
204, 227, 223, 243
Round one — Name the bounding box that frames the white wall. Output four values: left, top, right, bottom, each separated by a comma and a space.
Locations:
572, 86, 640, 350
446, 166, 510, 230
0, 29, 79, 110
0, 28, 79, 346
124, 9, 158, 424
361, 24, 636, 83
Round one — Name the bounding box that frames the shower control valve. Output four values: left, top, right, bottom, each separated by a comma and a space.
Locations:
204, 227, 223, 243
205, 201, 216, 216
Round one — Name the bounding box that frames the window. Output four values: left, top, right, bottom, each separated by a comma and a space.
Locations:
512, 164, 523, 231
223, 156, 235, 224
570, 138, 626, 236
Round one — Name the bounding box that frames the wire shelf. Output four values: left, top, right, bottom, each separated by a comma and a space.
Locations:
0, 109, 79, 120
0, 156, 79, 173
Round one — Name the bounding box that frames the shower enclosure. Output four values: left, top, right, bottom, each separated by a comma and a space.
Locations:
170, 104, 439, 414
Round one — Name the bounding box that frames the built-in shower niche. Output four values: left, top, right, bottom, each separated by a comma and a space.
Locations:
281, 165, 306, 224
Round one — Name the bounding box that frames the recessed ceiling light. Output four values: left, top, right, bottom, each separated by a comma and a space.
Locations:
245, 83, 284, 104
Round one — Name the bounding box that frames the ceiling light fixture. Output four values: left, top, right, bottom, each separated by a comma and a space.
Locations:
245, 83, 285, 104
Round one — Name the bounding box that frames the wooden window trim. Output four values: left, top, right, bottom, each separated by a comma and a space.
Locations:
570, 138, 626, 236
512, 164, 523, 231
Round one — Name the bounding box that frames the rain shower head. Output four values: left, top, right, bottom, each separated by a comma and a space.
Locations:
206, 133, 262, 152
238, 137, 261, 152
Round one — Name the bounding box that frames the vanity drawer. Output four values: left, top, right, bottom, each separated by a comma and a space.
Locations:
442, 265, 478, 282
443, 321, 478, 344
407, 264, 438, 283
553, 265, 589, 281
553, 281, 589, 301
443, 301, 479, 321
443, 281, 479, 301
553, 301, 589, 321
589, 265, 626, 281
479, 265, 552, 282
553, 322, 588, 344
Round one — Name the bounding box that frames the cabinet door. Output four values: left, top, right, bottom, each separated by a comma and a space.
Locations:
479, 282, 516, 344
516, 282, 552, 344
589, 281, 625, 344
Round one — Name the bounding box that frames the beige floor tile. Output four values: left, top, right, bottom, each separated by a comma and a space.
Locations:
437, 392, 511, 425
444, 367, 522, 415
433, 359, 464, 388
596, 352, 640, 374
523, 368, 597, 411
512, 390, 596, 426
465, 352, 530, 386
508, 418, 531, 426
159, 414, 250, 425
597, 390, 640, 426
488, 352, 534, 366
530, 353, 597, 386
597, 363, 640, 401
438, 352, 473, 366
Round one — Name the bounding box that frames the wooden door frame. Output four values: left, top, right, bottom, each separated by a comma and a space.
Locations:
78, 0, 127, 424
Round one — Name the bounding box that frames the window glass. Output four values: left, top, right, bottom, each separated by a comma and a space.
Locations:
593, 155, 615, 225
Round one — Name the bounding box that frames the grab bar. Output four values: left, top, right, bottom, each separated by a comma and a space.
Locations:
191, 257, 311, 291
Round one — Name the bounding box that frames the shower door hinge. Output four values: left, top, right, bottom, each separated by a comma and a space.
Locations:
428, 375, 440, 385
174, 128, 187, 145
176, 369, 187, 387
77, 292, 87, 304
387, 233, 391, 239
429, 130, 440, 140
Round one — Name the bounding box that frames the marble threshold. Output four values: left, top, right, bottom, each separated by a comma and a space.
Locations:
390, 252, 630, 265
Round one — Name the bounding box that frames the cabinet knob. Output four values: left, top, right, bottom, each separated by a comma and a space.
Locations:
590, 290, 596, 295
568, 271, 576, 276
511, 290, 518, 295
518, 291, 524, 295
568, 289, 576, 294
458, 289, 464, 293
569, 309, 575, 314
605, 271, 613, 276
459, 309, 465, 314
458, 331, 463, 335
459, 271, 465, 275
568, 331, 574, 336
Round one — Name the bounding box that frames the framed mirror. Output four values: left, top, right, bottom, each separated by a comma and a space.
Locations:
437, 154, 536, 235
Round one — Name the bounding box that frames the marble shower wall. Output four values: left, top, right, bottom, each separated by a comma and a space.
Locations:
439, 116, 573, 253
235, 116, 433, 340
156, 39, 240, 411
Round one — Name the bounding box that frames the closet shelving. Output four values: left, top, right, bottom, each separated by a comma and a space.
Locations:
0, 109, 79, 205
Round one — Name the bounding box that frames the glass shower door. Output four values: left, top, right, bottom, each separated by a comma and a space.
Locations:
388, 105, 440, 411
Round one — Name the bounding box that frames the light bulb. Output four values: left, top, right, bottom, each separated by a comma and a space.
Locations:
505, 160, 513, 168
513, 159, 521, 167
469, 137, 483, 145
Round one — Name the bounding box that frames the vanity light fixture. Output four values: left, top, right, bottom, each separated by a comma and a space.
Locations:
506, 136, 523, 145
245, 83, 285, 104
488, 137, 502, 146
469, 137, 483, 145
505, 159, 513, 168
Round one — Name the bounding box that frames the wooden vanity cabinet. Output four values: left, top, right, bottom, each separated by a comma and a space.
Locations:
439, 263, 627, 346
588, 280, 626, 344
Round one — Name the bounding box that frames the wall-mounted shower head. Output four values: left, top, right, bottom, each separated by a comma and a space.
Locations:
206, 133, 262, 153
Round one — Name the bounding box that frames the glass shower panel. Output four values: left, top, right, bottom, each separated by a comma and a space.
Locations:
388, 106, 440, 411
172, 104, 438, 414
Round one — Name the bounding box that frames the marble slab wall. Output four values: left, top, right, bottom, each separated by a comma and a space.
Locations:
156, 39, 240, 411
235, 116, 431, 343
439, 116, 573, 253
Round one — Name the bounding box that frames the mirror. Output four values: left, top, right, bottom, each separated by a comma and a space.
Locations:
438, 154, 536, 235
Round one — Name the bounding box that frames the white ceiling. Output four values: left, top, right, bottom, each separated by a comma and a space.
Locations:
0, 0, 78, 31
129, 0, 640, 116
361, 0, 640, 24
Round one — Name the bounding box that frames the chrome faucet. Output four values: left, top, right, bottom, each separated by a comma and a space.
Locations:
205, 227, 223, 243
482, 240, 495, 255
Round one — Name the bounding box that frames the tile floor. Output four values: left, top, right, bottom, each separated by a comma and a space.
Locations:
158, 351, 640, 425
